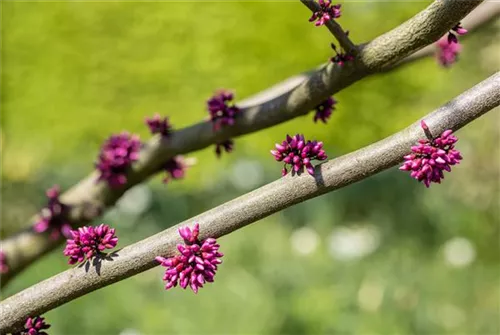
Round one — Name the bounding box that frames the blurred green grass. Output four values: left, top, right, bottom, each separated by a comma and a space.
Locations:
1, 1, 499, 334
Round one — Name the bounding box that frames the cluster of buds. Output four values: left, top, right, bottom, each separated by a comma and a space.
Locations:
95, 132, 141, 187
436, 22, 467, 67
15, 316, 51, 335
145, 114, 172, 137
215, 139, 234, 158
271, 134, 328, 176
33, 185, 72, 239
313, 97, 337, 123
400, 121, 462, 187
330, 42, 354, 66
155, 223, 223, 293
308, 0, 341, 26
63, 224, 118, 265
207, 90, 240, 132
162, 156, 188, 184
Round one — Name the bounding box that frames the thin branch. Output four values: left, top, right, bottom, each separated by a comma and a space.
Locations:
300, 0, 357, 55
1, 72, 498, 334
0, 0, 483, 286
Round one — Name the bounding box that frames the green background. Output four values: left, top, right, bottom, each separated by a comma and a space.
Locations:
1, 1, 499, 334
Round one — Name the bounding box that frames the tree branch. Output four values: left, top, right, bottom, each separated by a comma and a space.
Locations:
1, 72, 498, 334
0, 0, 484, 286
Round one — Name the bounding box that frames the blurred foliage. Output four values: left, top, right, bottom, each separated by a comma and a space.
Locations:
1, 1, 499, 334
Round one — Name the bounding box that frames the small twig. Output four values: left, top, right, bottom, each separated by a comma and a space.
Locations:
0, 72, 498, 334
300, 0, 357, 55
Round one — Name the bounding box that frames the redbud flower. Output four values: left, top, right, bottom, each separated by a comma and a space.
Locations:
207, 90, 240, 132
95, 132, 141, 187
155, 223, 223, 294
22, 316, 50, 335
63, 224, 118, 265
0, 249, 8, 274
33, 185, 72, 239
330, 42, 354, 66
308, 0, 341, 26
451, 22, 468, 36
162, 156, 188, 184
313, 97, 337, 123
399, 120, 462, 187
436, 36, 461, 67
271, 134, 328, 176
145, 114, 172, 137
215, 139, 234, 158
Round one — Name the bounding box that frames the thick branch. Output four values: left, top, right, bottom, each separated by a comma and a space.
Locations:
0, 0, 484, 285
1, 72, 498, 334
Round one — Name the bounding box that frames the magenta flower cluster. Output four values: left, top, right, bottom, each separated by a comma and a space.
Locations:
436, 22, 467, 67
95, 132, 141, 187
33, 185, 72, 239
400, 121, 462, 187
207, 90, 240, 132
313, 96, 337, 123
215, 139, 234, 158
162, 156, 188, 184
330, 42, 354, 66
0, 249, 8, 274
21, 316, 51, 335
63, 224, 118, 265
308, 0, 341, 26
271, 134, 328, 176
155, 223, 223, 294
145, 114, 172, 137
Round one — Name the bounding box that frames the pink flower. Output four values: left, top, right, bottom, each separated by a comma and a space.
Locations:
0, 249, 8, 274
436, 37, 462, 67
95, 132, 141, 187
33, 185, 72, 239
156, 223, 223, 294
308, 0, 341, 27
63, 224, 118, 265
271, 134, 328, 176
400, 120, 462, 187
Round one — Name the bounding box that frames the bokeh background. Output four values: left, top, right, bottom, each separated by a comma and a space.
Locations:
1, 1, 499, 334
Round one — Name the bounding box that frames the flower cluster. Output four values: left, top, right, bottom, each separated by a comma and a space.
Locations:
330, 42, 354, 66
271, 134, 328, 176
313, 97, 337, 123
207, 90, 240, 132
399, 121, 462, 187
155, 223, 223, 294
215, 139, 234, 158
0, 249, 8, 274
95, 132, 141, 187
33, 185, 72, 239
436, 22, 467, 67
145, 114, 172, 137
21, 316, 51, 335
63, 224, 118, 265
162, 156, 188, 184
308, 0, 341, 26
